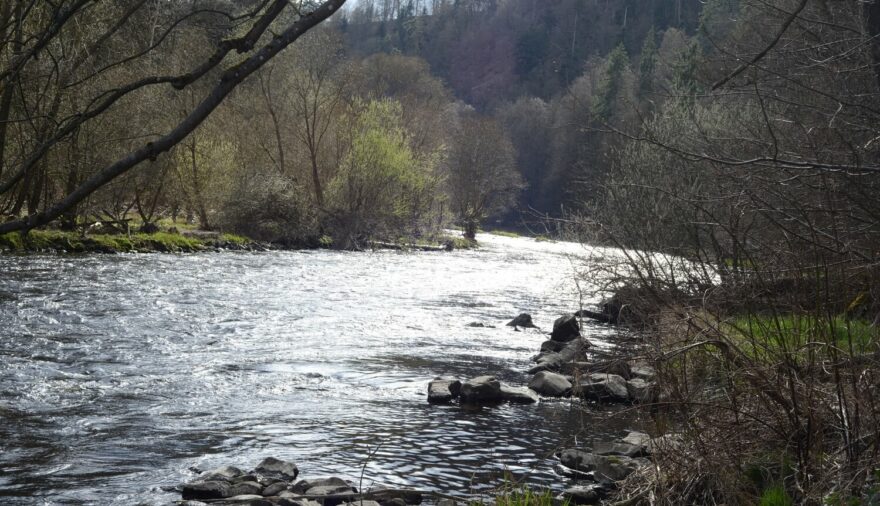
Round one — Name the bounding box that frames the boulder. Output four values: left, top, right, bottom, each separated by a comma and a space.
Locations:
626, 378, 656, 404
629, 364, 656, 382
621, 431, 650, 449
229, 481, 263, 497
197, 465, 244, 483
263, 482, 289, 496
292, 478, 352, 494
499, 384, 540, 404
427, 379, 462, 404
306, 484, 357, 506
182, 481, 232, 500
506, 313, 536, 328
551, 314, 580, 341
558, 449, 645, 482
557, 485, 604, 505
529, 338, 588, 374
370, 484, 422, 504
459, 376, 502, 403
278, 491, 323, 506
574, 308, 615, 324
539, 340, 566, 353
592, 441, 646, 458
576, 374, 629, 402
528, 371, 572, 397
255, 457, 299, 482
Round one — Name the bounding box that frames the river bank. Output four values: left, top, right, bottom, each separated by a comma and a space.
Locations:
0, 229, 476, 254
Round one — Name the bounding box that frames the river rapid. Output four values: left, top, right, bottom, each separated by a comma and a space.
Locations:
0, 233, 641, 505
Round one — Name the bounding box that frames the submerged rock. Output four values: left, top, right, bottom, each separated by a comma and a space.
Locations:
550, 314, 580, 342
459, 375, 503, 403
528, 371, 572, 397
427, 378, 462, 404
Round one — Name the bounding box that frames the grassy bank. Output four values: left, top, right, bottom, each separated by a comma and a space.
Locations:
606, 288, 880, 505
0, 229, 480, 254
0, 229, 261, 254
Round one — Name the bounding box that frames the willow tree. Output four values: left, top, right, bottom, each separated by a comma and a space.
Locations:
0, 0, 347, 234
446, 114, 522, 240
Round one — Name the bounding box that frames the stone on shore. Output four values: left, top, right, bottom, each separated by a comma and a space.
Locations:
550, 314, 580, 342
576, 373, 630, 402
629, 364, 656, 382
499, 384, 540, 404
459, 376, 502, 403
224, 495, 271, 504
592, 441, 646, 458
427, 378, 462, 404
255, 457, 299, 482
621, 431, 651, 452
558, 449, 646, 481
370, 484, 423, 504
528, 371, 572, 397
506, 313, 536, 328
626, 378, 656, 404
557, 485, 605, 505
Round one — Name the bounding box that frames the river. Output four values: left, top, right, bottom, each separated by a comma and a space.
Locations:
0, 233, 641, 505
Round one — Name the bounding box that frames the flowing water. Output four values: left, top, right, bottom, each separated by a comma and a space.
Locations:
0, 233, 643, 505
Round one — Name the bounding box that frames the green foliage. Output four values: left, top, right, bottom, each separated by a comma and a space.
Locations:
759, 486, 793, 506
729, 314, 878, 361
326, 98, 442, 248
478, 485, 563, 506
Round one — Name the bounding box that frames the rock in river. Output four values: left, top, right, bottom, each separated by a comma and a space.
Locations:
550, 314, 580, 342
255, 456, 299, 482
427, 378, 462, 404
459, 375, 503, 403
528, 371, 572, 397
506, 313, 536, 328
499, 384, 540, 404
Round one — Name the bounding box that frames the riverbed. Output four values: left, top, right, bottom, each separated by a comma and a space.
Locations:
0, 233, 641, 505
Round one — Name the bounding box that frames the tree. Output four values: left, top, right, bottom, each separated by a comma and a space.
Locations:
0, 0, 348, 234
325, 98, 442, 248
446, 113, 522, 239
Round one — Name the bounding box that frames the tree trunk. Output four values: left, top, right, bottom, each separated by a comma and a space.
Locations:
463, 220, 477, 240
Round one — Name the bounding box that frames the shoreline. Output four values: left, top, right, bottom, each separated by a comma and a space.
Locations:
0, 229, 477, 255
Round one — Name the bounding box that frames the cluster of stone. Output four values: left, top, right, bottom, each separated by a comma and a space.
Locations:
179, 457, 422, 506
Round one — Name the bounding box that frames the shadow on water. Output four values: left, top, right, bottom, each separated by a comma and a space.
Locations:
0, 234, 643, 504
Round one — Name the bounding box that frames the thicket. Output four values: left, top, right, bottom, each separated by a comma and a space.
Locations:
570, 0, 880, 503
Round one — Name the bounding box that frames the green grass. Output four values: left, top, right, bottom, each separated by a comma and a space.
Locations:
0, 229, 223, 253
759, 486, 793, 506
219, 233, 249, 245
727, 314, 878, 360
474, 486, 564, 506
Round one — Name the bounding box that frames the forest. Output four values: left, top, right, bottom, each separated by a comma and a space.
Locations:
2, 1, 880, 503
